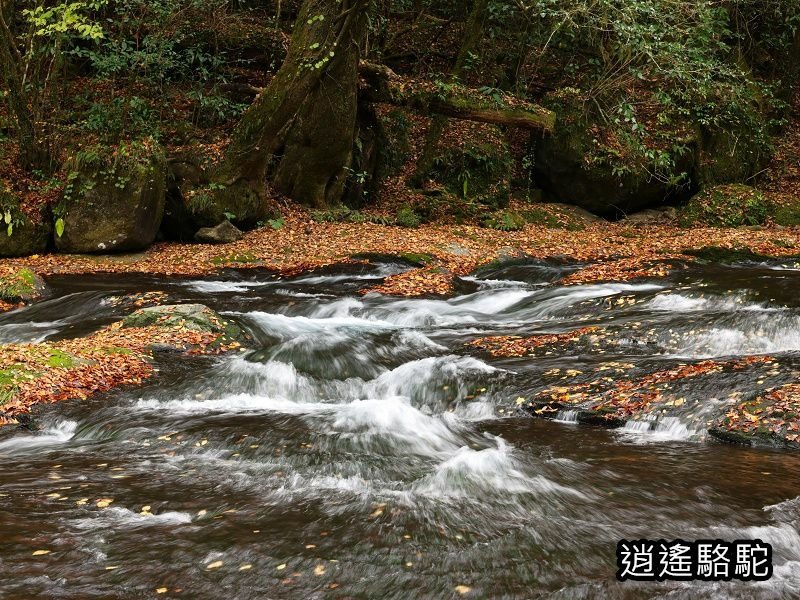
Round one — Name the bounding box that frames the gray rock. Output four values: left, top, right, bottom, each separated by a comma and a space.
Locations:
0, 191, 51, 257
194, 220, 243, 244
55, 145, 167, 254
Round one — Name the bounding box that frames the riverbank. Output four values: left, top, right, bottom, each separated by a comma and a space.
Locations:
2, 205, 800, 298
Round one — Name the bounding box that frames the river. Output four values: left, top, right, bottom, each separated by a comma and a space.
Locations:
0, 258, 799, 599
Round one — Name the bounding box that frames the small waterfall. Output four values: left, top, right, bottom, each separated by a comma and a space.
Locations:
620, 416, 696, 441
554, 410, 579, 424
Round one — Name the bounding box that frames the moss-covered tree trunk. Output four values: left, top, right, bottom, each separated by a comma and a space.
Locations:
212, 0, 368, 209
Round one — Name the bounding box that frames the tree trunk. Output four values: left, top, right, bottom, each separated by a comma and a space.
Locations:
411, 0, 490, 186
213, 0, 369, 209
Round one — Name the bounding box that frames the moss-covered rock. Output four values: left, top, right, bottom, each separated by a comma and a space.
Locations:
774, 199, 800, 226
0, 268, 46, 303
693, 127, 768, 189
532, 88, 694, 217
679, 184, 773, 227
0, 190, 51, 257
423, 122, 512, 209
55, 140, 167, 253
481, 210, 526, 231
122, 304, 245, 346
162, 156, 275, 240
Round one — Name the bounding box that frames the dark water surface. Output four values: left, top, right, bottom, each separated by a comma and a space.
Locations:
0, 259, 799, 599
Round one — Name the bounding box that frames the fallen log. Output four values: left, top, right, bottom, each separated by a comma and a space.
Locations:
358, 61, 556, 133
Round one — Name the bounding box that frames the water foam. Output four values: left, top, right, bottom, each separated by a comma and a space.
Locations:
0, 420, 77, 453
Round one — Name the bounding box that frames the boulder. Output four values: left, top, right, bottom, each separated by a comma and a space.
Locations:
195, 220, 243, 244
0, 190, 51, 257
55, 141, 166, 253
162, 156, 273, 240
694, 126, 766, 188
417, 122, 512, 209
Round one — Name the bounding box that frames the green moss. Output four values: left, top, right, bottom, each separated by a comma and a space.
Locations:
395, 206, 421, 228
398, 252, 435, 266
679, 184, 773, 227
211, 252, 260, 265
683, 246, 774, 263
520, 207, 585, 231
774, 201, 800, 226
46, 349, 77, 368
0, 365, 41, 406
95, 346, 134, 356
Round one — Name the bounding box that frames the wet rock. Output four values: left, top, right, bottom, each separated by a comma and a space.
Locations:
0, 268, 46, 303
122, 304, 245, 342
55, 142, 167, 253
194, 220, 243, 244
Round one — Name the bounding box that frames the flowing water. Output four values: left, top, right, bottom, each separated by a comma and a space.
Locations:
1, 258, 800, 599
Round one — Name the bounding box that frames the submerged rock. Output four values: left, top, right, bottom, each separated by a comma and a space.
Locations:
195, 220, 243, 244
55, 141, 166, 253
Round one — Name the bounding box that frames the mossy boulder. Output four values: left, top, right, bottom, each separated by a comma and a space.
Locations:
532, 88, 694, 217
422, 122, 512, 209
122, 304, 245, 344
679, 184, 773, 227
55, 141, 167, 253
0, 190, 51, 257
773, 199, 800, 226
162, 156, 274, 240
0, 268, 46, 303
693, 126, 767, 188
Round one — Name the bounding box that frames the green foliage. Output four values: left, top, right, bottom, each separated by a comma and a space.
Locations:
395, 206, 422, 228
23, 0, 107, 39
84, 96, 159, 141
679, 184, 774, 227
